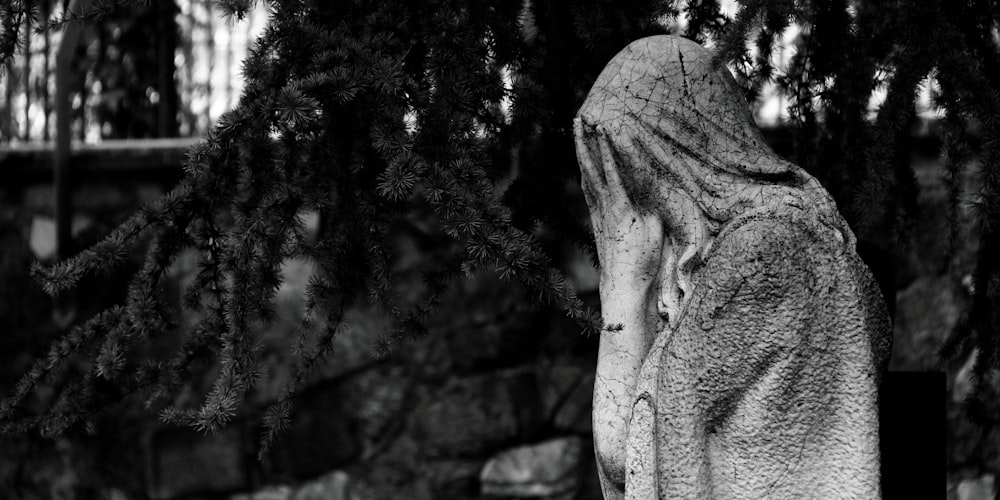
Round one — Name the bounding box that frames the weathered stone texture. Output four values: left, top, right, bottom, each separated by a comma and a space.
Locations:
153, 425, 251, 498
953, 474, 996, 500
263, 384, 362, 480
575, 35, 891, 499
480, 437, 583, 498
8, 32, 991, 500
290, 471, 352, 500
413, 369, 544, 457
891, 274, 969, 371
536, 360, 595, 434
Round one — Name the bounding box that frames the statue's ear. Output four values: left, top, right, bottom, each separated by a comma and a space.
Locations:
657, 241, 697, 328
656, 239, 679, 323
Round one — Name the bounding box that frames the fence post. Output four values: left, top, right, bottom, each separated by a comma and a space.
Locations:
53, 0, 89, 327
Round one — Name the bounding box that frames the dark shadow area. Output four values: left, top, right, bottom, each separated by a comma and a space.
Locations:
881, 371, 947, 500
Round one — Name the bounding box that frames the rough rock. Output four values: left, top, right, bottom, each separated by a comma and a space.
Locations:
536, 360, 595, 433
413, 369, 544, 457
292, 471, 354, 500
956, 474, 995, 500
152, 424, 249, 498
424, 459, 487, 499
254, 288, 388, 403
480, 437, 583, 497
27, 214, 93, 261
553, 371, 594, 434
100, 488, 129, 500
345, 436, 434, 500
309, 305, 388, 379
446, 317, 541, 374
263, 384, 361, 481
230, 484, 294, 500
953, 349, 978, 403
338, 366, 409, 456
575, 35, 891, 498
891, 274, 969, 371
948, 406, 984, 469
427, 272, 543, 375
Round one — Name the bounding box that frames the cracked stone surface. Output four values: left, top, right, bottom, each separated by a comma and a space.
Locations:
480, 437, 583, 498
574, 35, 892, 499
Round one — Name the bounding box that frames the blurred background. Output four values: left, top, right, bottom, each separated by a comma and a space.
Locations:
0, 0, 991, 499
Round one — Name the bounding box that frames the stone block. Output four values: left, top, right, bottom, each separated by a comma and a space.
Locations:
957, 474, 995, 500
429, 272, 522, 329
423, 459, 486, 500
891, 274, 968, 371
953, 349, 978, 403
480, 437, 583, 497
536, 360, 595, 434
318, 305, 390, 378
553, 372, 594, 434
254, 295, 387, 404
413, 369, 544, 457
152, 424, 250, 498
28, 214, 93, 261
339, 366, 409, 456
346, 436, 434, 500
292, 471, 353, 500
263, 385, 361, 481
948, 406, 983, 468
446, 318, 542, 374
230, 484, 294, 500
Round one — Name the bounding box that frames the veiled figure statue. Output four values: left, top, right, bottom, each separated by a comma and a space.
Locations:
574, 35, 893, 499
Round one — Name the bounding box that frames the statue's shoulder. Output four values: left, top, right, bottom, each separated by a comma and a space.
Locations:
709, 204, 835, 269
692, 205, 856, 324
690, 206, 850, 338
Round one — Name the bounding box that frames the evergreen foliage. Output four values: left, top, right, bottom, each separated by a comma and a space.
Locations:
1, 0, 999, 454
1, 0, 180, 140
712, 0, 1000, 424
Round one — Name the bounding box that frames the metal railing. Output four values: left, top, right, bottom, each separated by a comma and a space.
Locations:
0, 0, 266, 144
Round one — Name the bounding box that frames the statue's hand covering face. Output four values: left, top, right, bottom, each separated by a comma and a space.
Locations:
575, 36, 891, 500
574, 35, 850, 244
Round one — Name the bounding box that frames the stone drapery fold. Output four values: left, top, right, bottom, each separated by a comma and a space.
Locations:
576, 35, 892, 499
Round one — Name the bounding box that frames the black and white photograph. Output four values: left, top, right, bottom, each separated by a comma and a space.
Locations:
0, 1, 991, 498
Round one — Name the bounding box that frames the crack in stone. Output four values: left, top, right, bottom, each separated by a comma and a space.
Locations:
574, 35, 892, 500
678, 47, 690, 97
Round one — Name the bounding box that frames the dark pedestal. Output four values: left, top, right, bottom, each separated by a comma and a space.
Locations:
880, 371, 946, 500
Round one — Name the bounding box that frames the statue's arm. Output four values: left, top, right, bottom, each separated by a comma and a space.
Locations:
678, 219, 822, 426
640, 222, 813, 497
593, 272, 660, 495
650, 218, 884, 497
574, 119, 666, 495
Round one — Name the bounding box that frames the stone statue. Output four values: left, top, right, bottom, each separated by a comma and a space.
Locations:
574, 35, 893, 499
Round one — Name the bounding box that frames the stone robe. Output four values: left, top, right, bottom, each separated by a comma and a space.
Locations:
575, 35, 893, 499
621, 204, 891, 499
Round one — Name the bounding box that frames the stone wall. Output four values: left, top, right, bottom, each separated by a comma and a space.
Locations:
177, 242, 606, 500
0, 176, 607, 500
890, 153, 996, 500
144, 245, 606, 499
0, 140, 997, 499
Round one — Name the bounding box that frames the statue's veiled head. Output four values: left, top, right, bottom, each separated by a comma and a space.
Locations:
574, 35, 849, 248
